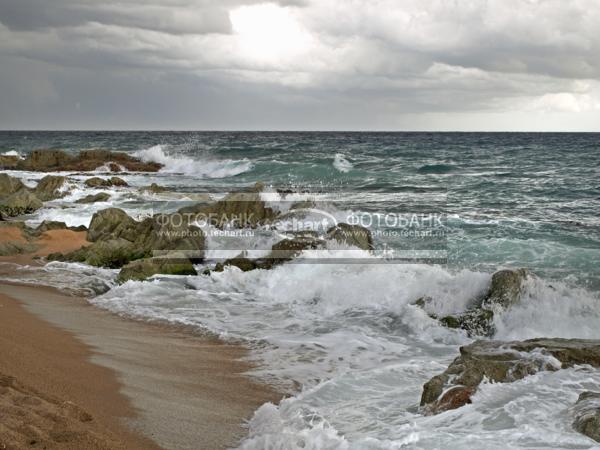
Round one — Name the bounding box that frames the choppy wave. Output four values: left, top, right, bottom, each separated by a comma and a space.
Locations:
1, 150, 23, 158
333, 153, 353, 173
135, 145, 253, 178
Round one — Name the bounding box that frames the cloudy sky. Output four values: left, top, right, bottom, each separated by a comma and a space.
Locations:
1, 0, 599, 130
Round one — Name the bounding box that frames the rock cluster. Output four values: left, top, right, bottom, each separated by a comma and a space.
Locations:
572, 392, 600, 442
12, 149, 162, 172
49, 208, 205, 281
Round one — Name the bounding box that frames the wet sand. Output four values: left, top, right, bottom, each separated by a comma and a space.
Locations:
0, 282, 280, 449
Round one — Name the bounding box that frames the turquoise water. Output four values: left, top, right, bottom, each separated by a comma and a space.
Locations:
2, 131, 599, 290
2, 131, 600, 449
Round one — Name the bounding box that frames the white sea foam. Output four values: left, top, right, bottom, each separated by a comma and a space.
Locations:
1, 150, 23, 159
333, 153, 353, 173
135, 145, 253, 178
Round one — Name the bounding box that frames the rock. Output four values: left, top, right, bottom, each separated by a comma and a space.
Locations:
140, 183, 168, 193
50, 238, 140, 268
87, 208, 139, 242
75, 193, 111, 204
17, 149, 72, 171
421, 338, 600, 414
180, 182, 278, 229
109, 176, 128, 187
482, 268, 530, 310
214, 234, 324, 272
326, 223, 373, 250
84, 177, 112, 188
0, 154, 19, 169
36, 221, 68, 233
117, 257, 197, 282
419, 268, 531, 338
572, 392, 600, 442
16, 149, 162, 172
0, 189, 43, 218
108, 162, 122, 172
0, 240, 38, 256
34, 175, 68, 201
439, 309, 495, 337
0, 173, 26, 196
55, 208, 205, 268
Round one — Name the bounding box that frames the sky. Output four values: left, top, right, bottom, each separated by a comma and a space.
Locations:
0, 0, 599, 131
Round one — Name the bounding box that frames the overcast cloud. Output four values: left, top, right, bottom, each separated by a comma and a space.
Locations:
0, 0, 599, 130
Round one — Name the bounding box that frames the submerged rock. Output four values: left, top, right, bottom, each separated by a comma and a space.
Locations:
572, 392, 600, 442
34, 175, 68, 201
421, 338, 600, 414
84, 176, 128, 188
326, 223, 373, 251
140, 183, 168, 193
118, 257, 197, 282
76, 192, 111, 204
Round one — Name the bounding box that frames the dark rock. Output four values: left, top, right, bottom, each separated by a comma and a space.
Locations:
482, 268, 530, 310
326, 223, 373, 250
84, 177, 112, 188
87, 208, 139, 242
109, 176, 128, 187
117, 257, 197, 282
439, 309, 495, 337
51, 238, 140, 268
108, 162, 122, 172
421, 339, 600, 414
75, 193, 111, 204
572, 391, 600, 442
34, 175, 68, 201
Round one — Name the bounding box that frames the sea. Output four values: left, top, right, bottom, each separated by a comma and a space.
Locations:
1, 131, 600, 449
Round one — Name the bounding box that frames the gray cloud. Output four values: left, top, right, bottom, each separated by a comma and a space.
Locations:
0, 0, 598, 130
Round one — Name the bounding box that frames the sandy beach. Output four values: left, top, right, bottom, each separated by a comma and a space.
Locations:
0, 230, 280, 450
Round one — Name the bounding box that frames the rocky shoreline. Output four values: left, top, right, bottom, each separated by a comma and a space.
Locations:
1, 149, 600, 444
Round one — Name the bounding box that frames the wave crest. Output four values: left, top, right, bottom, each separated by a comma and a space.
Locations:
135, 145, 253, 178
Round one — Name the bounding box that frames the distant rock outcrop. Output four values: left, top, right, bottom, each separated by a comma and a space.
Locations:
14, 149, 162, 172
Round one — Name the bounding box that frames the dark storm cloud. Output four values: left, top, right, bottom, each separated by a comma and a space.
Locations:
0, 0, 598, 130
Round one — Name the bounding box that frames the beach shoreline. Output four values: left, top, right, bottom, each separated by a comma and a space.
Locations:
0, 276, 281, 449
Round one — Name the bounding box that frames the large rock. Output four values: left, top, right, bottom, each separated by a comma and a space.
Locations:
87, 208, 139, 242
55, 208, 205, 268
0, 173, 26, 196
16, 149, 162, 172
422, 268, 531, 337
481, 268, 530, 310
49, 238, 139, 269
179, 182, 278, 229
421, 339, 600, 414
572, 392, 600, 442
76, 192, 111, 204
326, 223, 373, 250
34, 175, 68, 201
0, 189, 43, 218
84, 176, 128, 188
117, 258, 197, 282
